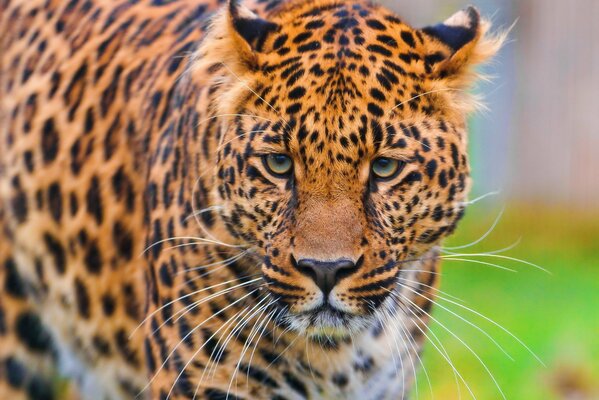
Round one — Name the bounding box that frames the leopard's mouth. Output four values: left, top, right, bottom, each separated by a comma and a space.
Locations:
276, 303, 375, 338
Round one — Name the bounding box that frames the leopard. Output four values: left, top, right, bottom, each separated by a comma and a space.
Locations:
0, 0, 504, 399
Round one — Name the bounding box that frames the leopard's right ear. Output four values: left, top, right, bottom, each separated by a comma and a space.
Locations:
192, 0, 279, 77
227, 0, 279, 60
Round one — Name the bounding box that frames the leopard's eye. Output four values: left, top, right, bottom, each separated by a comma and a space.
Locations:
372, 157, 404, 180
263, 154, 293, 177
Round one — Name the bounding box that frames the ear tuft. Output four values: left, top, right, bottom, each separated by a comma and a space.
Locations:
423, 6, 481, 52
228, 0, 279, 54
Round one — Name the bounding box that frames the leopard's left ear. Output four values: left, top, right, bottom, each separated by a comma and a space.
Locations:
421, 7, 505, 84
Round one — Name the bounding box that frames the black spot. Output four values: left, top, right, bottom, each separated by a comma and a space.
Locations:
27, 375, 55, 400
44, 233, 66, 274
297, 41, 321, 52
41, 118, 59, 164
47, 182, 62, 223
204, 388, 243, 400
4, 258, 27, 299
84, 107, 95, 133
239, 364, 279, 388
122, 283, 140, 320
92, 335, 112, 356
288, 86, 306, 99
366, 19, 386, 30
23, 151, 34, 172
74, 278, 91, 319
112, 222, 133, 260
86, 176, 103, 225
370, 88, 386, 102
84, 241, 102, 274
5, 357, 27, 388
293, 31, 312, 43
367, 44, 392, 57
283, 372, 308, 397
332, 372, 348, 387
114, 328, 139, 367
11, 179, 28, 223
400, 31, 416, 48
15, 312, 52, 352
425, 159, 438, 179
367, 102, 384, 117
438, 170, 448, 188
144, 339, 156, 373
377, 34, 397, 48
101, 294, 116, 316
451, 143, 460, 167
158, 263, 173, 287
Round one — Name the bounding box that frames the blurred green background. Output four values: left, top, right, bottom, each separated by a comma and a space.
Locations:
383, 0, 599, 399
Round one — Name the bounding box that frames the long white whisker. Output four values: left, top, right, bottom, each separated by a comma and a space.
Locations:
195, 114, 274, 128
141, 236, 245, 256
385, 289, 472, 399
395, 290, 506, 400
177, 251, 248, 275
194, 292, 271, 398
440, 257, 517, 273
435, 292, 545, 366
441, 253, 550, 274
397, 282, 514, 361
443, 206, 505, 250
386, 88, 462, 114
226, 299, 276, 398
129, 277, 261, 339
460, 190, 501, 207
160, 289, 261, 399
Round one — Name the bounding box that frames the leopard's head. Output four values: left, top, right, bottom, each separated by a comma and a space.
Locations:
195, 0, 503, 338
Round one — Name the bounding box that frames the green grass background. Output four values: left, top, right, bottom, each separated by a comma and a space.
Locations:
416, 206, 599, 400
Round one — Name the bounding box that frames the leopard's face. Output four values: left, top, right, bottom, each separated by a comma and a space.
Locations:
202, 1, 495, 338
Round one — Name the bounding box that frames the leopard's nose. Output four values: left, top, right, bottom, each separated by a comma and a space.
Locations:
295, 258, 358, 296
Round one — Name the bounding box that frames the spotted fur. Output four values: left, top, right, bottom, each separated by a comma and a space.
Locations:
0, 0, 503, 399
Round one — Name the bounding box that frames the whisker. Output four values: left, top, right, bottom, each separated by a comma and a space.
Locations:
439, 257, 517, 273
226, 299, 276, 397
459, 190, 501, 207
141, 236, 245, 256
397, 282, 514, 361
397, 276, 466, 304
195, 113, 274, 129
198, 290, 270, 390
434, 292, 545, 366
443, 206, 505, 251
441, 253, 550, 274
216, 129, 275, 151
129, 277, 261, 339
194, 292, 271, 398
176, 251, 248, 275
394, 289, 506, 400
384, 288, 473, 399
140, 288, 260, 397
184, 205, 225, 223
386, 88, 464, 114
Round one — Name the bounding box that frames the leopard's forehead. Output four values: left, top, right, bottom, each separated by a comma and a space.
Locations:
230, 1, 457, 169
258, 1, 445, 92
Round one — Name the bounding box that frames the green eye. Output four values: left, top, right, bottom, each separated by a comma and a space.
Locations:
372, 157, 403, 180
263, 154, 293, 177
